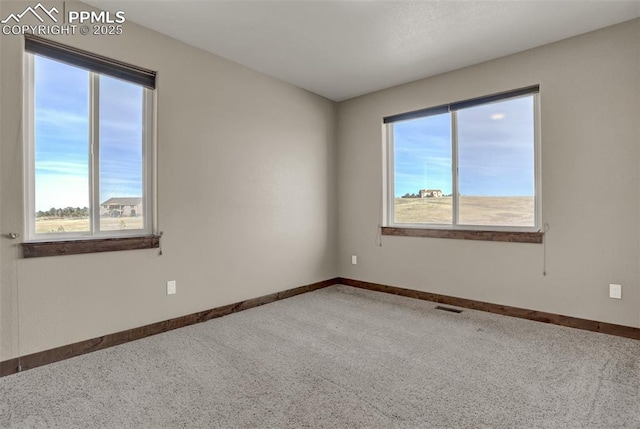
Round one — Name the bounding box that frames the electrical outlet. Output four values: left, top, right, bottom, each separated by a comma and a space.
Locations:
351, 255, 357, 265
167, 280, 177, 295
609, 284, 622, 299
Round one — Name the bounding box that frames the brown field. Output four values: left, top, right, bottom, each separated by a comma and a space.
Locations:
394, 196, 534, 227
35, 198, 532, 233
35, 216, 144, 233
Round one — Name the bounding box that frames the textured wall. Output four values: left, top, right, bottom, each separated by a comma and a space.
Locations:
338, 19, 640, 328
0, 0, 338, 360
1, 3, 638, 363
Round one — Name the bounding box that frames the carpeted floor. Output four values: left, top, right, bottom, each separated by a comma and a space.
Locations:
1, 285, 639, 428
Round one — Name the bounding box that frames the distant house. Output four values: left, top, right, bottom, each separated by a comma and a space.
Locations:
419, 189, 443, 198
100, 197, 143, 217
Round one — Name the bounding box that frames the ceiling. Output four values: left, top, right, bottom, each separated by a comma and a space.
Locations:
85, 1, 640, 101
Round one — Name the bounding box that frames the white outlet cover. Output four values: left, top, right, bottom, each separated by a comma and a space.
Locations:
609, 284, 622, 299
167, 280, 177, 295
351, 255, 357, 265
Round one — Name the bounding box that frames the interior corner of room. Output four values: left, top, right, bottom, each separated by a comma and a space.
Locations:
1, 0, 639, 378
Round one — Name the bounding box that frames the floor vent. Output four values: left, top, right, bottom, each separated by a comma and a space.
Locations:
435, 305, 463, 314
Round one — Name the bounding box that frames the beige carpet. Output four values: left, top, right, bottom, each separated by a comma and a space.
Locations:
1, 285, 639, 428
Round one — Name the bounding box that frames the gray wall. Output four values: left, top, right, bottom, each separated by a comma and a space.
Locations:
0, 0, 338, 360
338, 19, 640, 328
1, 2, 638, 362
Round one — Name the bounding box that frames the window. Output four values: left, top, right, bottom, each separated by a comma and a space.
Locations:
384, 86, 540, 236
24, 35, 156, 242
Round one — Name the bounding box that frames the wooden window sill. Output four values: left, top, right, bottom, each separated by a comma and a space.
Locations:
381, 227, 543, 243
22, 235, 161, 258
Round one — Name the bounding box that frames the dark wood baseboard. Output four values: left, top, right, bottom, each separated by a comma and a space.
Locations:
338, 277, 640, 340
3, 276, 637, 378
0, 358, 20, 377
0, 277, 339, 377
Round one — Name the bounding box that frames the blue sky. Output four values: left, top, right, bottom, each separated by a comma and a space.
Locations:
393, 96, 534, 197
394, 113, 452, 196
34, 56, 143, 211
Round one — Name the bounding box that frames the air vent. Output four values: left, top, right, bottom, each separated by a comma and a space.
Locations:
435, 305, 463, 314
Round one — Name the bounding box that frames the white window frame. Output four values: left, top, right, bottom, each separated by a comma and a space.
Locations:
384, 91, 541, 233
24, 53, 156, 242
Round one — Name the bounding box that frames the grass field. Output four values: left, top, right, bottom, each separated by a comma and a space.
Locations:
35, 198, 532, 233
394, 196, 534, 227
35, 216, 143, 233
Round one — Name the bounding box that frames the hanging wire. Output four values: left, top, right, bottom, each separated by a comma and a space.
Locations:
542, 223, 550, 276
378, 196, 383, 248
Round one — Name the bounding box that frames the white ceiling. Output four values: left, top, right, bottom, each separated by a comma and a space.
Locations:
85, 1, 640, 101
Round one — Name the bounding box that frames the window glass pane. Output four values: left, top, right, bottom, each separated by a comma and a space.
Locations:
34, 56, 90, 234
393, 114, 452, 224
457, 96, 535, 227
99, 75, 144, 231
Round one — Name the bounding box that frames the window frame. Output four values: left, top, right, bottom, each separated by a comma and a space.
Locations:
384, 88, 541, 234
23, 50, 156, 243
